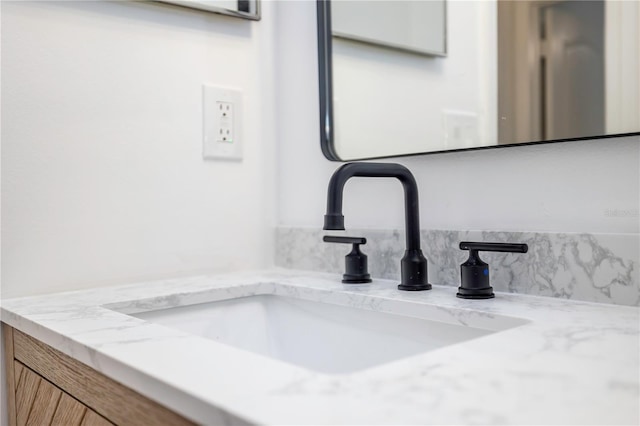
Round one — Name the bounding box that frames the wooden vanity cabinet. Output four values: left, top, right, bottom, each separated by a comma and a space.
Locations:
2, 323, 195, 426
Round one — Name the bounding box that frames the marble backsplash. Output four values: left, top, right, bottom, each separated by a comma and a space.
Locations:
275, 227, 640, 306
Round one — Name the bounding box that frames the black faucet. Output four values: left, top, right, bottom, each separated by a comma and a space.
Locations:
323, 162, 431, 291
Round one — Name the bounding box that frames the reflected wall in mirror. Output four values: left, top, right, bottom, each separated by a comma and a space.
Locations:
157, 0, 260, 20
317, 0, 640, 161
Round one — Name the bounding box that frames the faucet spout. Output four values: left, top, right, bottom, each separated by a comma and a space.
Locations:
324, 162, 431, 291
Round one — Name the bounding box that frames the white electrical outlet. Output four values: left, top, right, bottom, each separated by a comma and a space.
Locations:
203, 85, 243, 160
216, 101, 233, 143
442, 110, 479, 149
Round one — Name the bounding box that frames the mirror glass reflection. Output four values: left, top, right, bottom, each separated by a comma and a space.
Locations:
332, 0, 446, 56
322, 0, 640, 160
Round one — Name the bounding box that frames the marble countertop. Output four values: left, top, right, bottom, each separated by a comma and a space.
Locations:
1, 269, 638, 425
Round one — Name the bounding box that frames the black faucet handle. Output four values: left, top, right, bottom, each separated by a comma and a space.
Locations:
323, 236, 372, 284
459, 241, 528, 254
457, 241, 529, 299
323, 236, 366, 245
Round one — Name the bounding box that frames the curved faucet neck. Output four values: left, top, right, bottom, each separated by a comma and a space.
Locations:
324, 162, 422, 251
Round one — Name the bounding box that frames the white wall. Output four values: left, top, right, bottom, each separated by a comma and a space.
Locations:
1, 0, 277, 300
1, 3, 277, 421
276, 1, 640, 235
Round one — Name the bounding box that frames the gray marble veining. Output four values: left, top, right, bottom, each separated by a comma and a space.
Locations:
276, 227, 639, 306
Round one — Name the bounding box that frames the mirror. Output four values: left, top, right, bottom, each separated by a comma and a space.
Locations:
157, 0, 260, 20
317, 0, 640, 161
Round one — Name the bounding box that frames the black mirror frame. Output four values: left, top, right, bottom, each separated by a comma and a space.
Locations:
317, 0, 338, 160
316, 0, 639, 162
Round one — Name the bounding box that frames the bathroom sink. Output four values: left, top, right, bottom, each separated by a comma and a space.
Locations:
131, 294, 523, 374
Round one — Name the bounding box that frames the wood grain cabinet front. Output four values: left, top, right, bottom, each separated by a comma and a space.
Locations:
3, 323, 195, 426
14, 361, 112, 426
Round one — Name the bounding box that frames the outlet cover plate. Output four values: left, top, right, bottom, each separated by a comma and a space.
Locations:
203, 85, 243, 160
442, 109, 479, 149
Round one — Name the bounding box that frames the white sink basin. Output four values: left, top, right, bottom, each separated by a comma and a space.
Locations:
131, 294, 525, 374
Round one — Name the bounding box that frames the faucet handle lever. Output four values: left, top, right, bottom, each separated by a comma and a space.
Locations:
459, 241, 528, 254
323, 236, 372, 284
323, 236, 366, 245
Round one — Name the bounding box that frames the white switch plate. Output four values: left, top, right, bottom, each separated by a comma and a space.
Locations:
442, 110, 479, 149
203, 85, 243, 161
